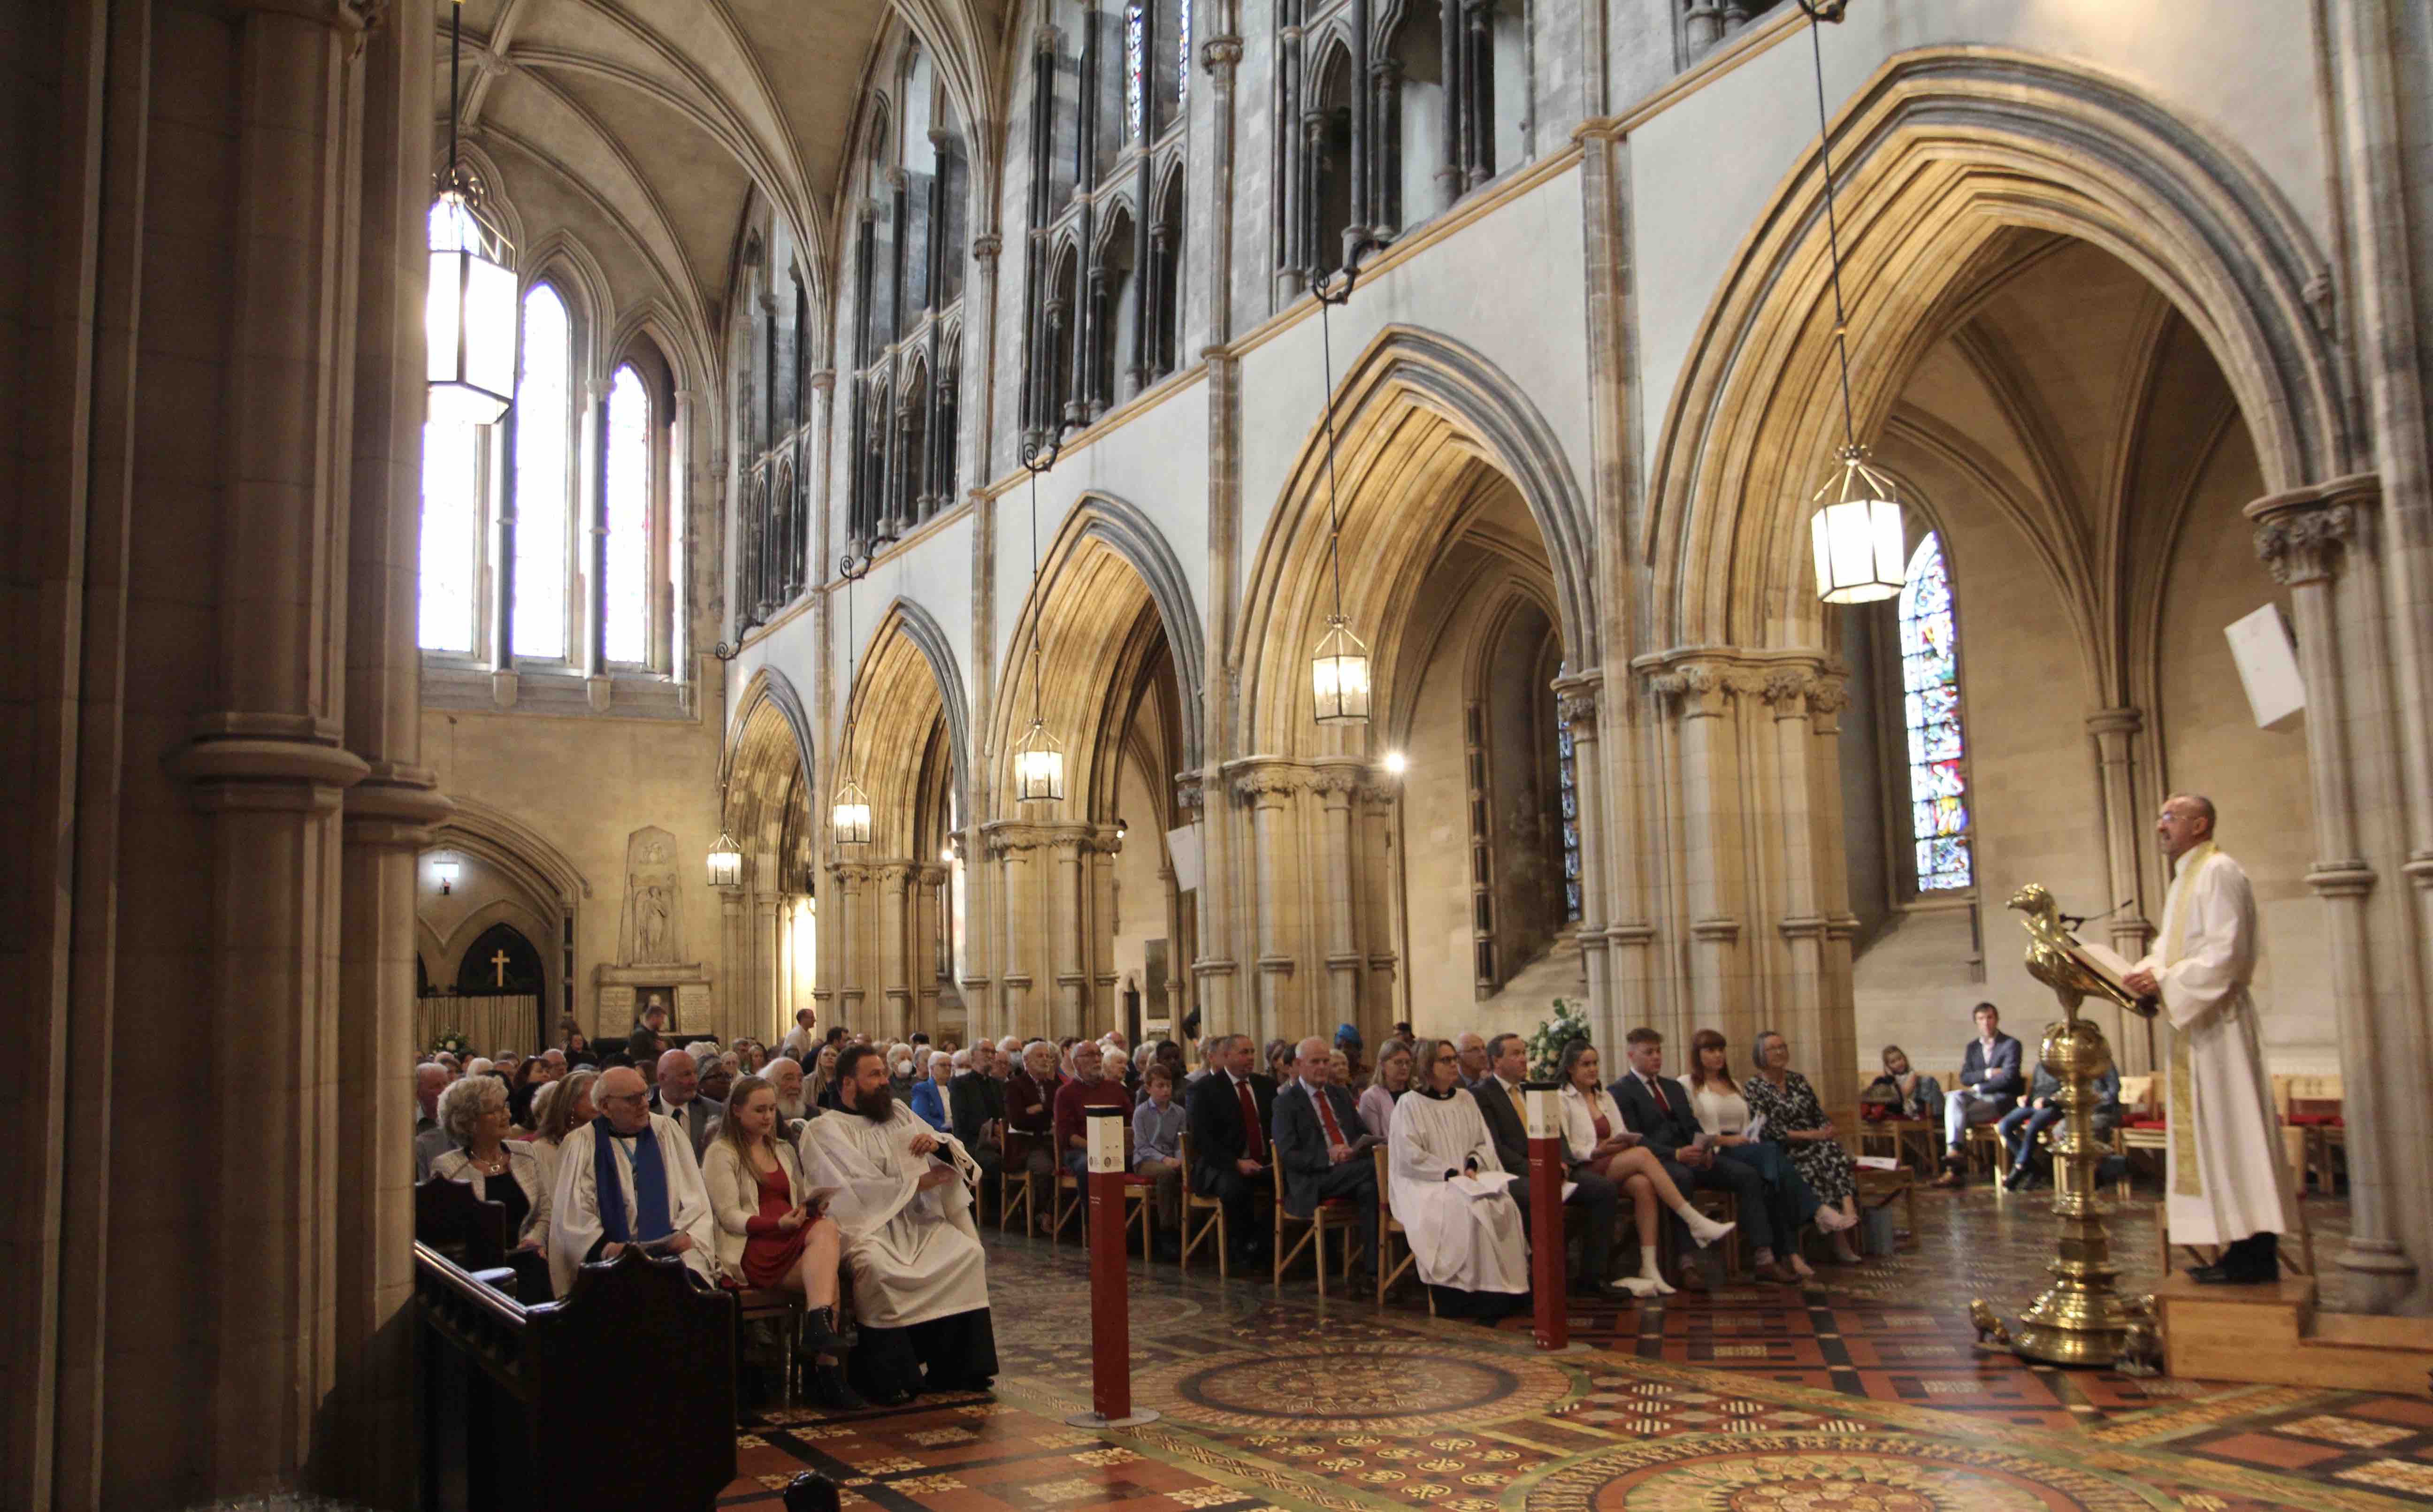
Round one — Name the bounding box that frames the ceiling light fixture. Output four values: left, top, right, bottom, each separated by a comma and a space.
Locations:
426, 0, 516, 428
1014, 428, 1074, 804
1309, 241, 1383, 726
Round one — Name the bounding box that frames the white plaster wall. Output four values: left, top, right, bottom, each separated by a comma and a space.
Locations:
1626, 0, 2334, 497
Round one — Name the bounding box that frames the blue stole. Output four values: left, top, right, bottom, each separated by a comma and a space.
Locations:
593, 1118, 674, 1245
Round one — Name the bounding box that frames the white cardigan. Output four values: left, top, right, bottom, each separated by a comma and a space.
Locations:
701, 1137, 809, 1279
1557, 1082, 1630, 1165
429, 1140, 553, 1251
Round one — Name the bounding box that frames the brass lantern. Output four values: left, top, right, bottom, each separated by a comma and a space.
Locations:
1311, 614, 1372, 725
706, 830, 743, 889
1809, 448, 1907, 603
1013, 717, 1066, 804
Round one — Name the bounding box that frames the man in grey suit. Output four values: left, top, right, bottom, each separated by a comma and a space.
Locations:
651, 1046, 716, 1161
1270, 1036, 1377, 1283
1936, 1002, 2023, 1188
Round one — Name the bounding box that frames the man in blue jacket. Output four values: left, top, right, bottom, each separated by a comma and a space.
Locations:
1935, 1002, 2022, 1188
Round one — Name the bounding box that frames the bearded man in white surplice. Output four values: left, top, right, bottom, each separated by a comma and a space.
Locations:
798, 1045, 999, 1404
548, 1065, 718, 1297
2124, 794, 2301, 1285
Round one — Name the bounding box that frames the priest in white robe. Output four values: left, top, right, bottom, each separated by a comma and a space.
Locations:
799, 1045, 998, 1402
2125, 794, 2300, 1284
548, 1065, 718, 1297
1387, 1037, 1530, 1320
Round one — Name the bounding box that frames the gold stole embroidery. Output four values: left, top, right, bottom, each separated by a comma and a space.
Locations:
2160, 842, 2218, 1198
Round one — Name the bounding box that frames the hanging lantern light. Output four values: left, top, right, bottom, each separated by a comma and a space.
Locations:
1308, 251, 1373, 728
1016, 434, 1068, 804
427, 0, 515, 427
706, 829, 743, 888
831, 777, 873, 848
1793, 0, 1906, 606
1013, 717, 1066, 803
1809, 446, 1906, 603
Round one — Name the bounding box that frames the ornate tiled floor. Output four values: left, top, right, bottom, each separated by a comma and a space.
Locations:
718, 1188, 2421, 1512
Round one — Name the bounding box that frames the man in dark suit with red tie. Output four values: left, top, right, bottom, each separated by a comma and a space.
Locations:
1271, 1036, 1378, 1283
1186, 1032, 1277, 1269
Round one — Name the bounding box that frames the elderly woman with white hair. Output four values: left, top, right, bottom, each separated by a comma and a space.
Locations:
431, 1073, 555, 1299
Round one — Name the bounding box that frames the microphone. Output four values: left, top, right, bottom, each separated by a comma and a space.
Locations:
2057, 898, 2135, 931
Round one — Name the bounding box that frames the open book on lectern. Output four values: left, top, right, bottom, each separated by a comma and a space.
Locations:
2066, 932, 2157, 1016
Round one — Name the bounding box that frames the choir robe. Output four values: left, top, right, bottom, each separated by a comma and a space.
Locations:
547, 1113, 718, 1297
2132, 841, 2300, 1247
1387, 1087, 1530, 1297
799, 1103, 997, 1397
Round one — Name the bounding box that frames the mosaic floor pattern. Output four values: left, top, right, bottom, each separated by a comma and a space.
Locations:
717, 1188, 2420, 1512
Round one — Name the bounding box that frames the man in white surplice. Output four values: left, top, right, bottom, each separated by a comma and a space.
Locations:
2124, 794, 2300, 1284
799, 1044, 999, 1403
548, 1066, 718, 1297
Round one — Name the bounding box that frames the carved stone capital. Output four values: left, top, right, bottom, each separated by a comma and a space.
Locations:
1761, 667, 1815, 709
1201, 35, 1244, 70
1805, 675, 1849, 717
2247, 474, 2376, 586
1173, 774, 1205, 812
971, 233, 1003, 260
1356, 781, 1401, 806
2084, 706, 2142, 740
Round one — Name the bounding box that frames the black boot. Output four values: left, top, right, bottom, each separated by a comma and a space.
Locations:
803, 1362, 869, 1412
796, 1306, 849, 1359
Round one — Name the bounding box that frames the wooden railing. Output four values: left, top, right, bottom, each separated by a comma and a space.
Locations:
416, 1243, 736, 1512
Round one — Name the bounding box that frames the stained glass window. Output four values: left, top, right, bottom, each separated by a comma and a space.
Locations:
603, 363, 651, 664
1898, 532, 1971, 891
513, 284, 570, 660
1125, 2, 1146, 144
417, 419, 480, 651
1554, 665, 1581, 923
1174, 0, 1188, 115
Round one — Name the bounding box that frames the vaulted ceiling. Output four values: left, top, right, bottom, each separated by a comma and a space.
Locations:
436, 0, 1007, 366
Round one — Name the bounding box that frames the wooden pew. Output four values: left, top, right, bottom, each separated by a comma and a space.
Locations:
417, 1243, 737, 1512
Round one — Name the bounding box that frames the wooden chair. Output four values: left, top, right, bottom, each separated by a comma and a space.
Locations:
1858, 1116, 1937, 1172
1000, 1131, 1036, 1234
734, 1288, 803, 1409
2282, 1073, 2344, 1193
1177, 1130, 1229, 1277
1679, 1189, 1741, 1282
1371, 1144, 1429, 1310
1272, 1155, 1362, 1295
414, 1174, 513, 1287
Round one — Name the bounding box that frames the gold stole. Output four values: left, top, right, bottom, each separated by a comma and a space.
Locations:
2160, 841, 2219, 1197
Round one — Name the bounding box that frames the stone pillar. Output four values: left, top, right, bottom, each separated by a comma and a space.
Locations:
915, 864, 945, 1030
1239, 768, 1301, 1046
1556, 674, 1613, 1046
1053, 837, 1086, 1037
163, 0, 377, 1494
720, 885, 749, 1026
1359, 783, 1402, 1038
994, 833, 1040, 1039
1197, 353, 1244, 1036
1808, 674, 1864, 1095
1652, 665, 1737, 1049
1766, 668, 1830, 1093
1316, 770, 1362, 1031
2086, 707, 2158, 1074
879, 861, 911, 1040
581, 374, 610, 709
2249, 481, 2418, 1309
753, 882, 783, 1034
1090, 836, 1119, 1018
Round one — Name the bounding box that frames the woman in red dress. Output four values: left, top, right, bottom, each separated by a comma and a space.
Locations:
705, 1074, 858, 1409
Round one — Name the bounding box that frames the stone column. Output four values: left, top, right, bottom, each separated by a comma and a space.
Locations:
720, 884, 750, 1025
1359, 783, 1402, 1037
1053, 836, 1086, 1038
914, 864, 945, 1029
2249, 481, 2417, 1309
1807, 674, 1864, 1094
879, 861, 912, 1040
1766, 668, 1830, 1092
1556, 674, 1613, 1046
1316, 769, 1362, 1031
994, 832, 1040, 1039
832, 863, 867, 1030
1090, 835, 1119, 1018
581, 374, 610, 709
164, 0, 377, 1494
1239, 768, 1302, 1046
1651, 665, 1738, 1049
2086, 707, 2157, 1074
753, 880, 784, 1034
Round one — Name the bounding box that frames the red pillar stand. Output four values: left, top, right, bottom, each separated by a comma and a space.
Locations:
1524, 1083, 1569, 1351
1067, 1105, 1160, 1428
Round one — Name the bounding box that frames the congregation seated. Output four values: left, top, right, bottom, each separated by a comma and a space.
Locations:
1453, 1032, 1491, 1087
1997, 1060, 2120, 1191
1358, 1039, 1414, 1137
1859, 1044, 1943, 1122
1936, 1001, 2022, 1187
762, 1055, 810, 1132
1736, 1030, 1864, 1266
413, 1061, 454, 1181
809, 1042, 844, 1111
949, 1042, 1007, 1197
910, 1049, 954, 1133
1471, 1032, 1629, 1299
1053, 1039, 1133, 1179
1263, 1038, 1296, 1087
525, 1067, 598, 1194
1611, 1027, 1786, 1286
1185, 1033, 1277, 1270
550, 1065, 718, 1296
1272, 1036, 1381, 1285
1006, 1039, 1064, 1229
702, 1074, 859, 1410
1132, 1063, 1186, 1256
1103, 1044, 1136, 1100
1333, 1023, 1365, 1092
1386, 1038, 1528, 1319
429, 1073, 555, 1300
1556, 1041, 1735, 1295
798, 1046, 998, 1404
651, 1046, 717, 1161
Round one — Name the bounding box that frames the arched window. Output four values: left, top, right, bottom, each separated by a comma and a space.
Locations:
418, 419, 482, 652
1553, 662, 1581, 924
1897, 532, 1972, 891
513, 283, 572, 661
602, 362, 652, 664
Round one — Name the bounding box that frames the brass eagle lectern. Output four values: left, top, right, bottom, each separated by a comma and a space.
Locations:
1968, 884, 2160, 1369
